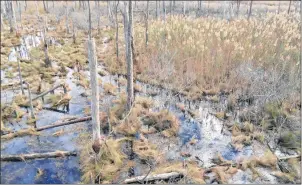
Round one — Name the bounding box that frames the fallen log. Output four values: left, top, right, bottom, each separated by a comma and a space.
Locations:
1, 116, 91, 137
278, 155, 301, 160
1, 151, 77, 161
36, 116, 91, 131
31, 83, 66, 102
124, 172, 183, 184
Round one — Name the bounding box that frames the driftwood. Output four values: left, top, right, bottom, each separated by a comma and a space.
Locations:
124, 172, 183, 184
1, 151, 76, 161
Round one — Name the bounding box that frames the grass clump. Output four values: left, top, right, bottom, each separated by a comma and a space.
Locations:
154, 161, 205, 184
80, 138, 128, 183
141, 109, 179, 137
133, 136, 159, 161
103, 83, 117, 95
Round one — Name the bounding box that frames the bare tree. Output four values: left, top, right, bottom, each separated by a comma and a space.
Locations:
288, 0, 292, 14
156, 0, 159, 19
88, 0, 102, 155
35, 1, 39, 18
182, 1, 186, 15
24, 0, 27, 11
7, 1, 16, 33
247, 0, 253, 20
72, 19, 76, 44
17, 58, 25, 95
43, 0, 48, 13
43, 17, 51, 67
126, 1, 134, 111
163, 1, 166, 21
65, 1, 69, 34
97, 0, 101, 35
145, 1, 149, 48
114, 1, 120, 59
236, 0, 241, 16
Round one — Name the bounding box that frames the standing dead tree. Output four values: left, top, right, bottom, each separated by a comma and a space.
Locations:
43, 0, 49, 13
43, 16, 51, 67
247, 0, 253, 20
97, 0, 101, 35
65, 1, 70, 34
123, 1, 134, 112
114, 1, 120, 60
87, 1, 102, 155
8, 0, 16, 33
145, 1, 149, 48
288, 0, 292, 14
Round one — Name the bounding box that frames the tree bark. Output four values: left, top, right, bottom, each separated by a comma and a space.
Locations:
1, 151, 77, 161
126, 1, 134, 111
247, 0, 253, 20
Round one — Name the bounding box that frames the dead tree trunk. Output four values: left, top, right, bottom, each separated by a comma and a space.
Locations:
43, 0, 48, 13
24, 82, 35, 119
247, 0, 253, 20
124, 172, 183, 184
115, 1, 119, 59
163, 1, 166, 21
43, 17, 51, 67
236, 0, 241, 16
288, 0, 292, 14
1, 151, 77, 161
18, 1, 21, 26
72, 20, 76, 44
88, 0, 102, 154
145, 1, 149, 48
182, 1, 186, 15
9, 0, 16, 33
17, 59, 25, 95
277, 1, 280, 14
24, 0, 27, 11
36, 116, 91, 131
35, 1, 39, 18
156, 1, 159, 19
126, 1, 134, 111
97, 0, 100, 35
65, 1, 69, 34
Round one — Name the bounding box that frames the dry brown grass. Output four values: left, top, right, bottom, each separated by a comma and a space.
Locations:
103, 83, 117, 95
1, 128, 40, 140
154, 161, 206, 184
80, 137, 128, 183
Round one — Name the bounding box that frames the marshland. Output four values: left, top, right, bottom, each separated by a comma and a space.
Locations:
0, 1, 301, 184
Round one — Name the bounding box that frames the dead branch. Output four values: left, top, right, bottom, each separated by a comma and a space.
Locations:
124, 172, 183, 184
1, 151, 76, 161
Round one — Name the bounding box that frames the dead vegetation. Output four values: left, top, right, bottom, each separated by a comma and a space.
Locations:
80, 137, 129, 183
1, 128, 40, 140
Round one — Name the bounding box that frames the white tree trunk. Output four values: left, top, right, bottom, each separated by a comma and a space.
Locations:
88, 38, 101, 141
126, 1, 134, 111
65, 2, 69, 34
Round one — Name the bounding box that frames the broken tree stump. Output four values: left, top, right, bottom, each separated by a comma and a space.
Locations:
1, 151, 77, 161
31, 83, 67, 102
123, 172, 183, 184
